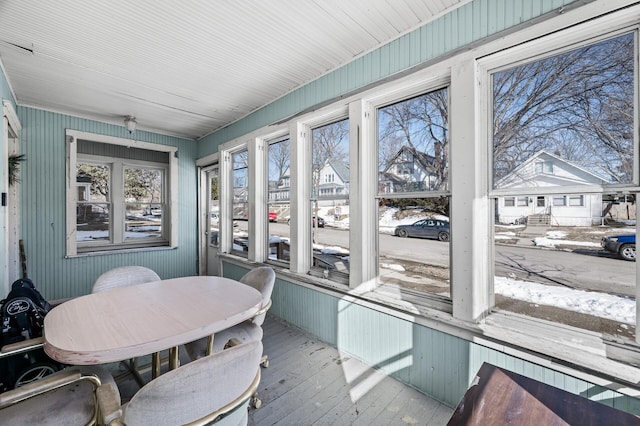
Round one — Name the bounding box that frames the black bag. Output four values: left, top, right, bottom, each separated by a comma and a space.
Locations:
0, 278, 52, 347
0, 278, 57, 393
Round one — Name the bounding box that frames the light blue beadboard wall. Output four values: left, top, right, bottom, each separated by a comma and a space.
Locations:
216, 0, 640, 415
223, 261, 640, 414
17, 107, 199, 300
198, 0, 575, 157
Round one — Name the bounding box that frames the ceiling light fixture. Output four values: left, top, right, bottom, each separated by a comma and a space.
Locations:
124, 115, 137, 133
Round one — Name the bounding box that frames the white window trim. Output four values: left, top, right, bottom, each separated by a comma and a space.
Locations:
477, 7, 640, 346
65, 129, 178, 256
215, 1, 640, 386
265, 132, 292, 268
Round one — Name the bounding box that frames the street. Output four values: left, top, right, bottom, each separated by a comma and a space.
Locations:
241, 222, 635, 297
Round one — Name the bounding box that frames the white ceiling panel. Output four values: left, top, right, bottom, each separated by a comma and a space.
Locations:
0, 0, 468, 139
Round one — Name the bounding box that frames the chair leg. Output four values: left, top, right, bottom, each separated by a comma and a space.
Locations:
120, 358, 145, 388
251, 391, 262, 409
260, 354, 269, 368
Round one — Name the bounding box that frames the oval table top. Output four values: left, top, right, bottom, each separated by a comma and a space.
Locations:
44, 276, 262, 365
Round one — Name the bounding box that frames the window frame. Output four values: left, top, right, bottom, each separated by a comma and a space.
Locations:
369, 81, 452, 301
65, 129, 178, 256
479, 16, 640, 344
266, 133, 292, 268
213, 3, 640, 388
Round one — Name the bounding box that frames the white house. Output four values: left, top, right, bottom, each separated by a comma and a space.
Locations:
316, 160, 349, 198
495, 150, 608, 226
378, 146, 440, 194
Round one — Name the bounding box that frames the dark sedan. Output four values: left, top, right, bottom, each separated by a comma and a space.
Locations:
286, 215, 325, 227
394, 219, 450, 242
601, 234, 636, 261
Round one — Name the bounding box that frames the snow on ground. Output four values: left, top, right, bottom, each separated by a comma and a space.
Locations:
496, 276, 635, 324
533, 237, 602, 248
291, 207, 637, 324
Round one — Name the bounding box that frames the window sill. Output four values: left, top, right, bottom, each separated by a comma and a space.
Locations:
220, 254, 640, 396
66, 245, 176, 258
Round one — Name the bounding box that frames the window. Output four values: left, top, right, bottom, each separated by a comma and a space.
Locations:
377, 88, 450, 297
552, 196, 566, 206
535, 161, 553, 174
268, 137, 290, 263
232, 149, 249, 257
568, 195, 584, 207
311, 118, 350, 281
516, 197, 528, 207
491, 31, 636, 339
504, 197, 515, 207
66, 130, 177, 255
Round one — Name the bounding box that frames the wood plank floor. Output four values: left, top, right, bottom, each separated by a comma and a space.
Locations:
249, 315, 454, 426
109, 315, 454, 425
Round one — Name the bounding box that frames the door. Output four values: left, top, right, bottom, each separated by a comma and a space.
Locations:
2, 102, 22, 295
205, 165, 220, 275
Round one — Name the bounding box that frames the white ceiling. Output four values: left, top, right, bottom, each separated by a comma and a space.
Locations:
0, 0, 466, 140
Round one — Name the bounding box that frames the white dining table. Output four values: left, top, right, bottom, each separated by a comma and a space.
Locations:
43, 276, 262, 366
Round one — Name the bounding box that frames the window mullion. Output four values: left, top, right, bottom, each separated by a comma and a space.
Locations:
349, 100, 377, 288
290, 122, 311, 274
112, 161, 124, 244
450, 58, 492, 322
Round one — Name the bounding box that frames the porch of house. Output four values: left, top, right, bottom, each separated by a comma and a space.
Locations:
110, 314, 454, 425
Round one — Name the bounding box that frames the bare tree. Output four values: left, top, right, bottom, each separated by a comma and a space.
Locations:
312, 120, 349, 194
492, 32, 634, 183
269, 139, 290, 185
77, 163, 109, 200
125, 168, 162, 203
378, 88, 449, 191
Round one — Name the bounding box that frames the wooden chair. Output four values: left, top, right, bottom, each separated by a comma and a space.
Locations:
0, 365, 119, 425
184, 266, 275, 364
92, 266, 161, 386
102, 340, 263, 426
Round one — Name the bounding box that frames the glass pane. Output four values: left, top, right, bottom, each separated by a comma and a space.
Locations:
124, 167, 164, 241
311, 120, 350, 279
232, 150, 249, 256
76, 163, 110, 242
493, 33, 634, 188
493, 197, 636, 339
268, 138, 290, 262
378, 89, 449, 194
76, 203, 110, 241
210, 168, 219, 248
312, 119, 349, 199
492, 32, 637, 340
311, 199, 350, 277
379, 197, 450, 297
125, 203, 162, 240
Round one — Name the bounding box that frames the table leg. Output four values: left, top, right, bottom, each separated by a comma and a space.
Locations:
205, 335, 214, 357
169, 346, 180, 370
152, 352, 161, 379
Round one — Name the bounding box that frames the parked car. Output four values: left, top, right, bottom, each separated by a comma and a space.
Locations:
286, 215, 325, 227
143, 207, 162, 216
394, 219, 450, 242
601, 234, 636, 261
242, 210, 278, 222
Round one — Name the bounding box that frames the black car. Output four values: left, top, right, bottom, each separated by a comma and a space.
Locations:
286, 215, 325, 227
394, 219, 450, 242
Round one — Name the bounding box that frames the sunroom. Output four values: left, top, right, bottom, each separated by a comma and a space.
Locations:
2, 0, 640, 423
